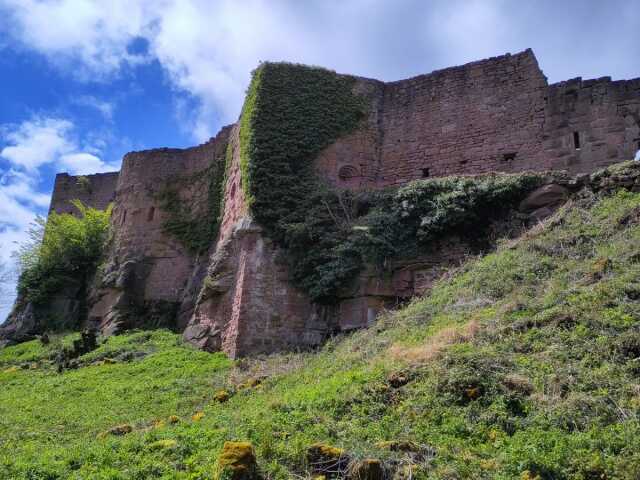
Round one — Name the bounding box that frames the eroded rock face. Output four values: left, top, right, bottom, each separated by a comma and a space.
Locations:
0, 303, 38, 348
185, 217, 333, 357
1, 281, 85, 347
519, 183, 570, 220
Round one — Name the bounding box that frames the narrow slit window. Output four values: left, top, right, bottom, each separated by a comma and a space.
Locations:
147, 206, 155, 222
421, 168, 430, 178
573, 131, 581, 150
121, 210, 127, 225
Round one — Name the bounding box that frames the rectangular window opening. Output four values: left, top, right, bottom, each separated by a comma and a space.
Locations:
573, 131, 581, 150
421, 168, 430, 178
502, 152, 517, 162
147, 206, 155, 222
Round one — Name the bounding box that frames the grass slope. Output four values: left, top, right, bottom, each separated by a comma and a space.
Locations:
1, 188, 640, 479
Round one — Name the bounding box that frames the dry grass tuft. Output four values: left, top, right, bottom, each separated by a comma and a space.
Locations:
388, 320, 480, 364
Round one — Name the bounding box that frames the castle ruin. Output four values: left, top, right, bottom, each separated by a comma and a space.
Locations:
7, 49, 640, 356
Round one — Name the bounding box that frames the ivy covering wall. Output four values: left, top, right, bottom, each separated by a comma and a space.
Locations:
157, 144, 229, 254
239, 62, 366, 243
238, 62, 547, 303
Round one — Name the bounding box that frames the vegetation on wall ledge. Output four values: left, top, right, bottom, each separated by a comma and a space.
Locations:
16, 200, 112, 320
287, 173, 545, 302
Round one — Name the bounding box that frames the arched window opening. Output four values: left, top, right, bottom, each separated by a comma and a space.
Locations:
338, 165, 358, 181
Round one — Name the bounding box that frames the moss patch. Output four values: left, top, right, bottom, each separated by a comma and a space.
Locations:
216, 441, 259, 480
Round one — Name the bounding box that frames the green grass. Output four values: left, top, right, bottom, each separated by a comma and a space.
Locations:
2, 189, 640, 479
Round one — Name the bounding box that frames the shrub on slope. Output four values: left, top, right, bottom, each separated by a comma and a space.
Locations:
15, 200, 111, 325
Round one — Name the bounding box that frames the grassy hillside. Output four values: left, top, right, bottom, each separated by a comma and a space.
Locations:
2, 185, 640, 479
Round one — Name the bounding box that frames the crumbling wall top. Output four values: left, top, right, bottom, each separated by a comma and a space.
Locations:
49, 171, 119, 216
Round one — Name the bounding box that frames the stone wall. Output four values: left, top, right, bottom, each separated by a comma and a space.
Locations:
540, 76, 640, 172
185, 126, 332, 357
89, 127, 231, 335
317, 49, 640, 191
49, 171, 119, 215
36, 48, 640, 357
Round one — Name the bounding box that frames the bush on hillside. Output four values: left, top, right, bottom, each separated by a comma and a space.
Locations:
16, 200, 112, 308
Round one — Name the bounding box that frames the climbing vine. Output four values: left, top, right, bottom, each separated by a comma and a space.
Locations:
237, 62, 546, 303
239, 62, 367, 243
157, 144, 229, 254
283, 174, 546, 302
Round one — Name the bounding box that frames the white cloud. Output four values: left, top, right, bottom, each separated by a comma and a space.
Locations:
59, 152, 118, 175
74, 95, 115, 120
0, 116, 120, 321
0, 116, 119, 174
1, 0, 153, 77
0, 0, 436, 141
1, 118, 74, 171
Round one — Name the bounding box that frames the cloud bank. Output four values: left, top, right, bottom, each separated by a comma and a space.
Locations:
2, 0, 636, 143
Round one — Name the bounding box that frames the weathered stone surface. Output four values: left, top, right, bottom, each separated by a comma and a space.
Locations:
1, 280, 85, 347
49, 171, 118, 216
0, 303, 38, 348
5, 49, 640, 356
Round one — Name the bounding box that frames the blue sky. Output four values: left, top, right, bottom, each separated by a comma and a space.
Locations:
0, 0, 639, 320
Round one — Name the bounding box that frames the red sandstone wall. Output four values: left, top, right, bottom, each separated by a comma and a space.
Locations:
63, 49, 640, 355
316, 49, 640, 191
314, 78, 384, 189
186, 125, 332, 357
49, 171, 119, 215
378, 49, 548, 184
90, 128, 231, 333
540, 77, 640, 173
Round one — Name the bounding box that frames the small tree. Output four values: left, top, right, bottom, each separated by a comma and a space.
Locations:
16, 200, 112, 307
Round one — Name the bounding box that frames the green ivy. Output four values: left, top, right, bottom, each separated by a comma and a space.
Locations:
238, 62, 545, 303
157, 143, 229, 254
239, 62, 367, 243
